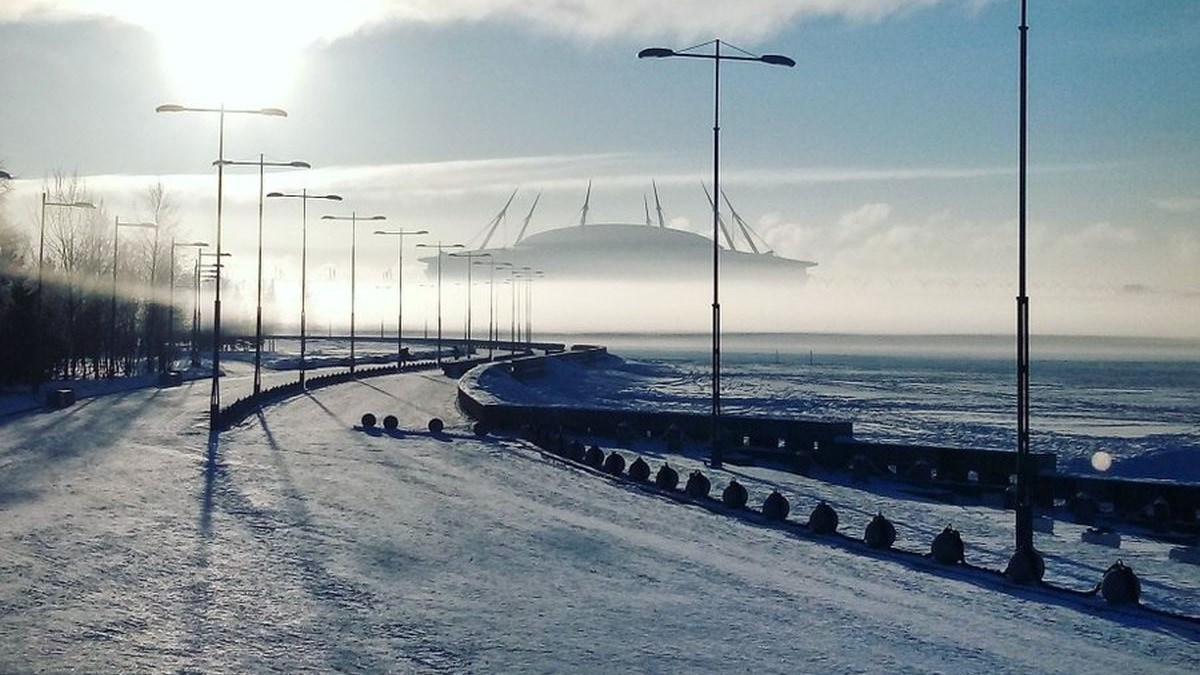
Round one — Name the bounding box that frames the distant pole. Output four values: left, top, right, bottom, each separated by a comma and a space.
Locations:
416, 241, 464, 363
267, 190, 342, 386
110, 218, 157, 376
216, 156, 310, 393
170, 241, 208, 371
322, 212, 387, 373
449, 251, 491, 358
192, 255, 200, 366
373, 228, 429, 368
476, 259, 496, 359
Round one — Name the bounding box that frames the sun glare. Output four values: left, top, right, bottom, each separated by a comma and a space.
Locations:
145, 2, 320, 106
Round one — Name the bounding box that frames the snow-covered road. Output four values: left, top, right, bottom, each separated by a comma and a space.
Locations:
2, 367, 1197, 673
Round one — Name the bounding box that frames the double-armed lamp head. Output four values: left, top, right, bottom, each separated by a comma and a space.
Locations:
638, 47, 795, 67
156, 104, 287, 117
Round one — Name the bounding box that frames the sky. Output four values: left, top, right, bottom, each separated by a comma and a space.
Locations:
1, 0, 1198, 337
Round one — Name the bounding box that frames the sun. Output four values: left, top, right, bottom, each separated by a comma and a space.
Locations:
145, 3, 316, 106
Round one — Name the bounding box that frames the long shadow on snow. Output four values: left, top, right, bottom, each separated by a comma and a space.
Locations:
0, 388, 169, 506
181, 431, 222, 672
356, 376, 461, 422
566, 436, 1194, 611
518, 440, 1200, 642
302, 390, 354, 429
192, 410, 468, 672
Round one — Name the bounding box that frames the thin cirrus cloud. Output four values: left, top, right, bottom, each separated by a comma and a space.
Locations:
1153, 197, 1200, 214
18, 153, 1045, 208
1, 1, 973, 43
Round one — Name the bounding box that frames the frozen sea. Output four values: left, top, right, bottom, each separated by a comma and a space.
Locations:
529, 333, 1200, 483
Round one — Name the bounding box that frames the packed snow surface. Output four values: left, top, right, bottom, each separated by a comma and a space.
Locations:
2, 356, 1198, 673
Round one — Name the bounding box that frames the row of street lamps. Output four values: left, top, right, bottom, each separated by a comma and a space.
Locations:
154, 103, 547, 430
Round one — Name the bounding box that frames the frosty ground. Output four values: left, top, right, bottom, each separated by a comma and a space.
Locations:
1, 361, 1197, 673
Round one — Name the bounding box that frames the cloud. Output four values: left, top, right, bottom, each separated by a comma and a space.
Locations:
2, 1, 972, 44
1153, 197, 1200, 214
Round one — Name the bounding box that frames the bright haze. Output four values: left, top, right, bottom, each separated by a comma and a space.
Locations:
2, 0, 1198, 337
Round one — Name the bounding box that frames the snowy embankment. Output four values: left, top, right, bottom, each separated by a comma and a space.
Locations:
1, 360, 1197, 673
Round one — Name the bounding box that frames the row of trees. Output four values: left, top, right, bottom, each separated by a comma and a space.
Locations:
0, 170, 195, 387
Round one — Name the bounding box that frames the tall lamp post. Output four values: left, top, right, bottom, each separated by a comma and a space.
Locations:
639, 40, 794, 467
215, 155, 310, 394
110, 217, 157, 376
169, 240, 209, 371
156, 102, 288, 431
1007, 0, 1044, 583
373, 228, 429, 369
266, 190, 342, 387
321, 212, 386, 373
415, 242, 464, 364
449, 251, 491, 358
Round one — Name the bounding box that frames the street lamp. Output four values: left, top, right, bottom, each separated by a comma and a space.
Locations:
474, 258, 500, 359
156, 102, 288, 430
527, 270, 543, 348
639, 39, 794, 467
499, 265, 531, 354
495, 262, 516, 354
512, 269, 543, 349
500, 278, 514, 355
28, 187, 94, 382
267, 190, 342, 387
449, 251, 491, 358
415, 242, 464, 364
373, 228, 429, 369
215, 156, 310, 394
169, 240, 208, 371
321, 212, 386, 373
39, 193, 96, 295
110, 217, 157, 376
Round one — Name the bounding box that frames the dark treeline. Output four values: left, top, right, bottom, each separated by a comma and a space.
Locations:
0, 171, 205, 387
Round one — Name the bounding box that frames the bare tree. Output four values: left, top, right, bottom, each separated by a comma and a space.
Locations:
139, 181, 179, 373
41, 171, 108, 378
